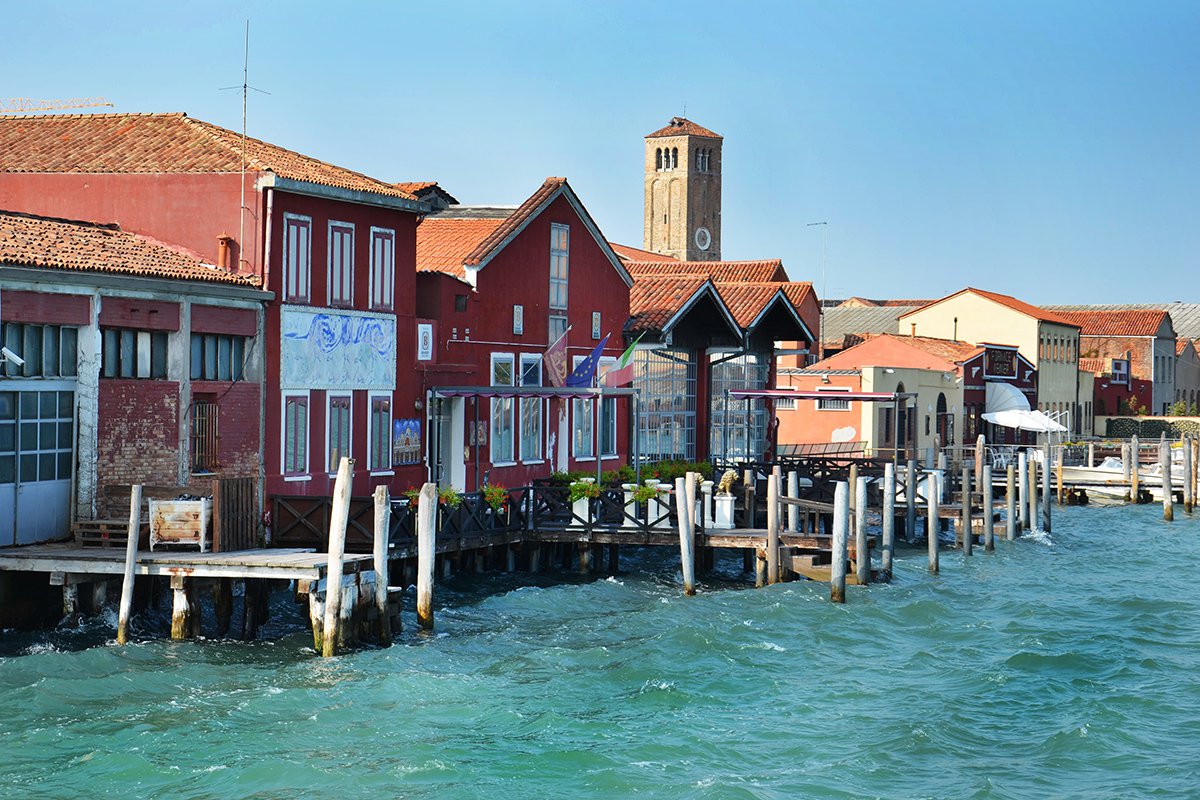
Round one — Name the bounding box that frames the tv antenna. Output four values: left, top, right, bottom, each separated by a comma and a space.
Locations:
220, 20, 270, 273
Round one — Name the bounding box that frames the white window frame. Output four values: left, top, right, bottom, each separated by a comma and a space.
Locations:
491, 353, 516, 465
368, 392, 393, 475
326, 393, 352, 475
599, 356, 617, 458
283, 213, 312, 303
550, 223, 569, 311
572, 355, 595, 460
519, 353, 543, 463
327, 221, 355, 308
369, 226, 395, 311
282, 390, 311, 480
815, 386, 852, 411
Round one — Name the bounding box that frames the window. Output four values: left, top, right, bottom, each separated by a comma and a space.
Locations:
548, 315, 568, 345
101, 328, 167, 379
520, 354, 542, 461
369, 394, 391, 472
455, 294, 468, 313
369, 227, 395, 311
550, 223, 569, 310
327, 394, 352, 473
283, 392, 309, 476
816, 387, 851, 411
190, 334, 247, 381
710, 353, 769, 460
572, 355, 595, 458
655, 148, 663, 171
634, 346, 696, 462
599, 357, 617, 457
284, 213, 312, 303
491, 354, 515, 464
671, 147, 679, 168
328, 221, 355, 307
2, 323, 77, 378
775, 397, 797, 411
190, 398, 219, 473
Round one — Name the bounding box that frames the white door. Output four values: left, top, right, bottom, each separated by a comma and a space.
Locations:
0, 383, 75, 546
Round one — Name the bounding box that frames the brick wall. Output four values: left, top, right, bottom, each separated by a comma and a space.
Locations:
97, 380, 180, 516
187, 380, 261, 496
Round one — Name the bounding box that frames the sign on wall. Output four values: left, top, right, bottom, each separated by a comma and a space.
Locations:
591, 311, 601, 340
280, 307, 396, 390
393, 418, 422, 465
984, 348, 1016, 379
513, 305, 524, 335
417, 322, 433, 361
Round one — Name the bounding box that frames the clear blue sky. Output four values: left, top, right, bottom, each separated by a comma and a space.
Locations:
6, 1, 1197, 303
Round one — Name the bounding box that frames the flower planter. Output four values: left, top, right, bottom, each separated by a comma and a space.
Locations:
651, 486, 673, 530
714, 495, 735, 529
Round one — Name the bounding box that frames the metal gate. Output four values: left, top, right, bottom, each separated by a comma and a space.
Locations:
0, 382, 75, 545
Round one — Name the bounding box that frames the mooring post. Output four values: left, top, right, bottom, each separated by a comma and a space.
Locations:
787, 470, 799, 533
927, 472, 939, 574
373, 485, 393, 645
675, 477, 696, 595
321, 457, 354, 657
831, 481, 848, 603
1088, 442, 1095, 468
974, 434, 985, 491
1028, 453, 1039, 530
743, 468, 755, 528
766, 472, 780, 585
1121, 442, 1132, 501
1056, 445, 1065, 505
961, 463, 973, 556
983, 464, 994, 551
855, 475, 869, 585
882, 462, 895, 580
848, 463, 859, 513
116, 483, 142, 645
1041, 440, 1052, 533
1017, 451, 1028, 530
906, 459, 917, 538
937, 452, 948, 501
1131, 434, 1141, 502
416, 482, 437, 630
1183, 435, 1193, 514
1006, 464, 1016, 541
1193, 437, 1199, 509
1161, 437, 1174, 522
170, 575, 190, 641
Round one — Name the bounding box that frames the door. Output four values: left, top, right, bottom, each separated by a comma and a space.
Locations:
433, 397, 466, 490
0, 383, 75, 546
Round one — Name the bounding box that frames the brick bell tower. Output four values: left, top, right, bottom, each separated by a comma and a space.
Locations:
643, 116, 723, 261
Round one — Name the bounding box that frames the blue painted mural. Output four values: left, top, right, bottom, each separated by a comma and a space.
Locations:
280, 308, 396, 390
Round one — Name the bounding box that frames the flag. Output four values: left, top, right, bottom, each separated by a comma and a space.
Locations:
544, 325, 572, 387
601, 333, 643, 387
566, 334, 610, 388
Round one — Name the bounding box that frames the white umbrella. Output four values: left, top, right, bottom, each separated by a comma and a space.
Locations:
982, 409, 1067, 433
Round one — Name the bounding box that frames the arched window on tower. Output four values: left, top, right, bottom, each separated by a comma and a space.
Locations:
695, 149, 702, 170
671, 147, 678, 169
655, 148, 662, 171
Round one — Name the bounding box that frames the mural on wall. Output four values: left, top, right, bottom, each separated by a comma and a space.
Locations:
393, 418, 422, 466
280, 307, 396, 390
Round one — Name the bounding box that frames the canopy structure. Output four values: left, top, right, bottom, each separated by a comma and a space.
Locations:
431, 386, 637, 399
982, 409, 1067, 433
985, 381, 1031, 414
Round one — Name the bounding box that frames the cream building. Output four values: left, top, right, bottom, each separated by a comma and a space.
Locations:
899, 288, 1085, 433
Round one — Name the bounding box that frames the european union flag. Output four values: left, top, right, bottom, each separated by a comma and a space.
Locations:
566, 334, 610, 388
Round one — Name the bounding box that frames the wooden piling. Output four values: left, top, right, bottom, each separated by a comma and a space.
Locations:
974, 434, 985, 490
1055, 446, 1064, 505
855, 475, 869, 585
927, 472, 939, 574
1017, 451, 1028, 530
1161, 438, 1174, 522
766, 472, 780, 585
116, 484, 142, 645
1121, 442, 1132, 501
675, 477, 696, 595
321, 457, 354, 657
848, 463, 858, 512
608, 543, 619, 575
170, 575, 189, 641
1005, 464, 1016, 541
1088, 442, 1095, 468
62, 584, 78, 619
416, 482, 437, 631
961, 463, 972, 557
214, 578, 233, 637
1131, 435, 1140, 502
1193, 438, 1199, 509
906, 459, 917, 538
755, 549, 767, 588
1183, 435, 1193, 514
1041, 441, 1052, 533
742, 469, 755, 528
787, 470, 799, 533
831, 481, 848, 603
373, 485, 392, 645
983, 464, 994, 551
1028, 454, 1039, 530
882, 462, 895, 580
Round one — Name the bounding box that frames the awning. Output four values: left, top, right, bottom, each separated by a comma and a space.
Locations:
430, 386, 637, 399
728, 389, 916, 403
985, 381, 1031, 413
982, 409, 1067, 433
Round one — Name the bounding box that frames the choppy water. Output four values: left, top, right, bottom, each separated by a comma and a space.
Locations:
3, 505, 1200, 799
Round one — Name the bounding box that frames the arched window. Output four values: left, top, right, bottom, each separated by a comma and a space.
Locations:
695, 149, 702, 170
671, 147, 679, 169
655, 148, 662, 170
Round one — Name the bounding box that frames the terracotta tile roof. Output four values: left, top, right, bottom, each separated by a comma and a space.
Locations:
901, 287, 1079, 327
646, 117, 722, 139
839, 297, 932, 308
898, 335, 984, 362
624, 258, 789, 282
812, 334, 979, 372
1045, 303, 1200, 340
394, 181, 438, 194
714, 283, 785, 328
610, 242, 679, 262
1045, 309, 1171, 337
0, 112, 420, 201
416, 216, 508, 279
460, 178, 567, 267
628, 276, 710, 333
1079, 357, 1107, 374
0, 209, 256, 286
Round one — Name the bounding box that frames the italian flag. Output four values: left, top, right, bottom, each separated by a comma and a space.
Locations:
601, 334, 643, 387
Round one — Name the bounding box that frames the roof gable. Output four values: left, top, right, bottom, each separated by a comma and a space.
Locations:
645, 117, 722, 139
900, 287, 1080, 327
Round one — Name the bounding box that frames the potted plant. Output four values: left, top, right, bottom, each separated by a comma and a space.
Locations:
568, 479, 602, 527
438, 487, 462, 509
631, 483, 659, 525
483, 485, 510, 527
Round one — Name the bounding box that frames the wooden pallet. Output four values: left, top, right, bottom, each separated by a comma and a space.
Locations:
72, 520, 150, 548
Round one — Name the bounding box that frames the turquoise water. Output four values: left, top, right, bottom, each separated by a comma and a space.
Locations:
3, 505, 1200, 799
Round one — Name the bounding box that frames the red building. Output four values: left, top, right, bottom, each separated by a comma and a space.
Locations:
0, 112, 430, 508
415, 178, 633, 489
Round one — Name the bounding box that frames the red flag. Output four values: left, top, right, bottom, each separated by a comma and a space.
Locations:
544, 326, 572, 387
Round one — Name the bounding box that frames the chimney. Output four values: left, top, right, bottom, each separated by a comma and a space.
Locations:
910, 323, 916, 338
217, 233, 233, 270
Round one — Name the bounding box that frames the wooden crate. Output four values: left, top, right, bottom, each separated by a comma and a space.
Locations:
149, 499, 213, 552
73, 520, 150, 548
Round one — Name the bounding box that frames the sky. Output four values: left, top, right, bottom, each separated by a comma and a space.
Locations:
5, 1, 1198, 304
